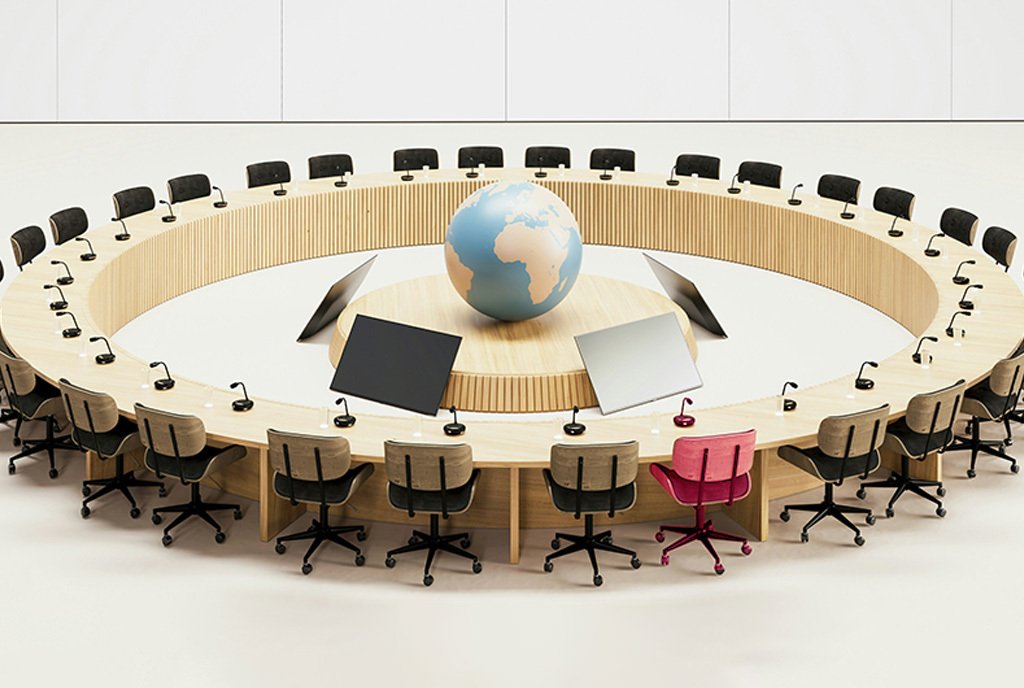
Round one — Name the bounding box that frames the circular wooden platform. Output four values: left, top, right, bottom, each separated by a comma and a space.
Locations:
328, 274, 698, 413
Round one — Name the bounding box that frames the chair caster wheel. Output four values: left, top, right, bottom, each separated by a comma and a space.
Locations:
82, 486, 91, 497
800, 532, 808, 543
854, 535, 865, 547
356, 529, 367, 542
7, 464, 14, 475
856, 488, 867, 500
460, 537, 471, 549
654, 531, 665, 543
233, 509, 242, 520
48, 468, 58, 480
967, 469, 976, 479
12, 438, 20, 447
741, 542, 752, 556
158, 487, 167, 498
885, 507, 895, 518
275, 543, 286, 555
714, 563, 725, 575
937, 486, 946, 497
865, 514, 876, 526
423, 574, 434, 587
472, 560, 482, 574
780, 510, 790, 522
355, 554, 366, 567
592, 574, 603, 587
162, 534, 173, 547
385, 557, 396, 569
151, 513, 163, 525
80, 506, 91, 518
302, 563, 313, 575
214, 531, 226, 544
1012, 464, 1020, 474
551, 538, 560, 550
660, 554, 670, 566
543, 561, 554, 573
630, 556, 641, 570
129, 507, 141, 519
936, 507, 947, 518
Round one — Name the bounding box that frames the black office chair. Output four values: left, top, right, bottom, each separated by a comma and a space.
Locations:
10, 226, 46, 269
590, 148, 636, 181
0, 349, 78, 478
457, 146, 504, 174
246, 160, 291, 189
48, 207, 88, 246
940, 207, 979, 247
382, 440, 482, 586
525, 146, 571, 174
737, 161, 783, 188
873, 187, 915, 220
982, 226, 1016, 270
857, 380, 964, 518
674, 154, 720, 180
268, 429, 373, 574
817, 174, 861, 205
393, 148, 439, 181
135, 403, 246, 545
112, 186, 156, 220
0, 323, 19, 426
543, 441, 642, 587
778, 404, 890, 545
167, 173, 212, 204
59, 378, 165, 519
308, 154, 354, 181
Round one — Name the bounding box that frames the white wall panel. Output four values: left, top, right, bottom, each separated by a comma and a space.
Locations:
506, 0, 729, 121
57, 0, 281, 121
730, 0, 951, 120
952, 0, 1024, 119
0, 0, 56, 121
282, 0, 504, 122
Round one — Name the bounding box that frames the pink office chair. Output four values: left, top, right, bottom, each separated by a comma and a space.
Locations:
650, 429, 757, 575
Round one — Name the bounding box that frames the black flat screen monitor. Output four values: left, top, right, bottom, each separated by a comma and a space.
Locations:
296, 256, 376, 341
330, 315, 462, 415
643, 253, 728, 338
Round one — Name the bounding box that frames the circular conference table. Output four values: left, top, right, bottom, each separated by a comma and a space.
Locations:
3, 167, 1023, 564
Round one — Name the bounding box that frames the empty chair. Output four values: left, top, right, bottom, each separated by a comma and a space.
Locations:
308, 154, 354, 181
778, 404, 890, 545
673, 154, 720, 180
48, 207, 88, 245
135, 403, 246, 546
650, 429, 756, 575
817, 174, 861, 205
940, 207, 979, 247
246, 160, 291, 189
524, 146, 571, 171
589, 148, 636, 174
737, 161, 783, 188
872, 186, 915, 220
457, 146, 503, 171
982, 226, 1017, 270
112, 186, 156, 220
10, 226, 46, 269
857, 379, 965, 518
268, 429, 373, 575
167, 173, 212, 204
543, 441, 642, 586
0, 320, 17, 425
393, 148, 439, 174
59, 378, 165, 519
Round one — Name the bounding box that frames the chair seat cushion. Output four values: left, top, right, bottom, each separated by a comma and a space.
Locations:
71, 416, 141, 457
274, 463, 372, 506
778, 445, 880, 482
388, 469, 480, 515
882, 418, 953, 458
144, 444, 246, 482
649, 463, 750, 506
961, 380, 1014, 420
543, 469, 636, 515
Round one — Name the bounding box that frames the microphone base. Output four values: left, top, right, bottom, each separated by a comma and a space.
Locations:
888, 230, 904, 238
62, 328, 81, 339
162, 215, 176, 223
49, 301, 68, 311
855, 379, 875, 391
672, 414, 695, 428
400, 174, 414, 182
213, 201, 228, 208
840, 212, 856, 220
563, 422, 586, 436
80, 253, 97, 262
727, 187, 741, 194
599, 173, 613, 181
952, 276, 970, 285
115, 234, 131, 242
912, 353, 922, 364
95, 353, 115, 365
945, 328, 956, 338
925, 249, 941, 257
154, 378, 175, 391
666, 179, 680, 187
959, 300, 974, 310
783, 399, 797, 412
232, 399, 254, 412
465, 171, 479, 179
56, 277, 74, 286
443, 422, 466, 437
534, 170, 547, 178
273, 189, 287, 196
334, 180, 348, 188
787, 199, 802, 206
333, 414, 356, 428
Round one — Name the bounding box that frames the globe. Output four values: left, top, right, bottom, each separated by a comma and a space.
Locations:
444, 181, 583, 322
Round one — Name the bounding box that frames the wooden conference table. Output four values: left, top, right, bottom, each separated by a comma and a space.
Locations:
3, 167, 1022, 564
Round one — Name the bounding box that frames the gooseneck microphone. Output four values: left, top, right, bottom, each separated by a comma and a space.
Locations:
89, 336, 115, 364
924, 233, 943, 257
727, 174, 741, 194
75, 236, 96, 261
149, 361, 175, 390
959, 283, 983, 310
273, 182, 287, 196
333, 397, 356, 428
952, 259, 976, 286
673, 397, 696, 427
945, 310, 971, 337
780, 381, 798, 412
55, 311, 81, 338
855, 361, 879, 390
43, 284, 68, 310
912, 336, 938, 364
50, 260, 74, 285
563, 405, 586, 436
788, 183, 804, 206
212, 185, 228, 208
840, 199, 856, 220
111, 217, 131, 241
230, 381, 253, 411
887, 215, 903, 238
666, 165, 679, 187
444, 405, 466, 436
159, 200, 176, 223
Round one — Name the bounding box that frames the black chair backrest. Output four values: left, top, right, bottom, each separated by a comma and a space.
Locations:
392, 148, 438, 172
674, 154, 720, 180
737, 161, 782, 188
48, 207, 89, 245
940, 207, 979, 247
525, 146, 571, 169
10, 226, 46, 268
590, 148, 635, 172
817, 174, 861, 204
112, 186, 156, 220
458, 146, 504, 169
167, 173, 212, 204
308, 154, 354, 180
246, 161, 291, 189
982, 226, 1017, 270
873, 186, 915, 220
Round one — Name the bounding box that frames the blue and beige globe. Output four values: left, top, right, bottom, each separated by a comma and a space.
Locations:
444, 181, 583, 322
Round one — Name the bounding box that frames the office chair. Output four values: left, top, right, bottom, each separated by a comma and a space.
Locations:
392, 148, 439, 177
817, 174, 861, 205
589, 148, 636, 175
59, 379, 165, 519
737, 161, 783, 189
382, 440, 482, 586
944, 351, 1024, 478
872, 186, 915, 221
246, 160, 291, 189
135, 403, 246, 545
543, 441, 642, 586
167, 173, 212, 204
457, 146, 504, 171
10, 225, 46, 269
982, 226, 1016, 270
0, 349, 78, 478
650, 429, 756, 575
524, 146, 571, 171
778, 404, 890, 545
268, 429, 373, 574
308, 154, 354, 181
856, 380, 965, 518
0, 324, 19, 426
48, 207, 88, 245
673, 154, 721, 180
112, 186, 156, 220
940, 207, 979, 247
